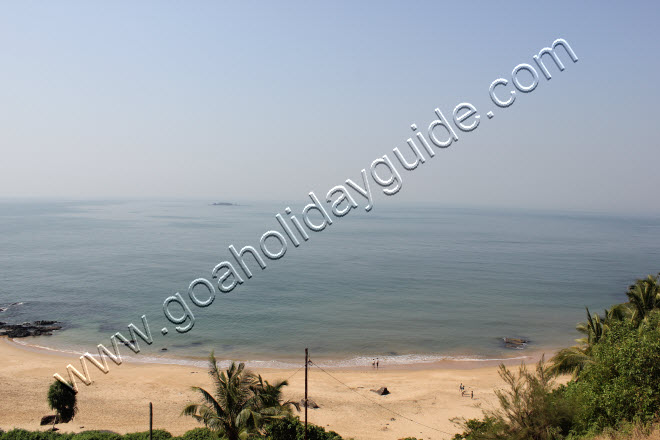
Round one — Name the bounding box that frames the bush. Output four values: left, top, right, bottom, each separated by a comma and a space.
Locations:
70, 432, 122, 440
175, 429, 217, 440
0, 429, 71, 440
123, 431, 171, 440
264, 417, 343, 440
451, 417, 506, 439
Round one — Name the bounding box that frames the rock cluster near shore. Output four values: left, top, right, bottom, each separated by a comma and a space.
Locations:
0, 320, 62, 338
502, 337, 530, 349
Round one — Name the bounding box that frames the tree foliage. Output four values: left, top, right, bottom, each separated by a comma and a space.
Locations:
182, 352, 299, 440
47, 380, 78, 424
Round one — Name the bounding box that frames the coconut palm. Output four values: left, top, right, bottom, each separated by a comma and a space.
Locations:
47, 380, 78, 428
251, 375, 300, 415
549, 308, 603, 377
182, 352, 296, 440
625, 273, 660, 324
575, 308, 605, 346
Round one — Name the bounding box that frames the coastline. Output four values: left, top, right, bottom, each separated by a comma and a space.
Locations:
0, 337, 557, 440
8, 334, 549, 371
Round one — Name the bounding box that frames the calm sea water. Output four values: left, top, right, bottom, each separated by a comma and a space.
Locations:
1, 200, 659, 368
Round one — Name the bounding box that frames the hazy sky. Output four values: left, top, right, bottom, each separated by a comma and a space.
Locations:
1, 1, 659, 214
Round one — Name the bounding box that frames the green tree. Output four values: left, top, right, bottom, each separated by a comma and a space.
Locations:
549, 308, 603, 378
565, 316, 660, 433
625, 273, 660, 324
182, 352, 296, 440
47, 380, 78, 428
250, 375, 300, 417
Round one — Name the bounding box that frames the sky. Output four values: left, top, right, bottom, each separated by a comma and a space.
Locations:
1, 1, 659, 214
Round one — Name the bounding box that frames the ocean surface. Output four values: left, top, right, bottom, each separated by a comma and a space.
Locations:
1, 199, 659, 368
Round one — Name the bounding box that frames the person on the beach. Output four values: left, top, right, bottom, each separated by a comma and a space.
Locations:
372, 360, 375, 368
376, 359, 379, 369
471, 390, 474, 399
459, 383, 463, 393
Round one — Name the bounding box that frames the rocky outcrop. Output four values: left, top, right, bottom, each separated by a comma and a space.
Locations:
0, 321, 63, 338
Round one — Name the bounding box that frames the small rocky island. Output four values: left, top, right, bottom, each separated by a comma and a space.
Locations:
210, 202, 236, 206
0, 320, 63, 338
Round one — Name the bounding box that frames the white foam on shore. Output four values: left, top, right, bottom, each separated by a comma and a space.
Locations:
10, 338, 532, 369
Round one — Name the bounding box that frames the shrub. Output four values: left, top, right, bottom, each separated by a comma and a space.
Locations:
0, 430, 70, 440
264, 417, 343, 440
70, 432, 122, 440
451, 417, 507, 440
123, 431, 172, 440
175, 428, 217, 440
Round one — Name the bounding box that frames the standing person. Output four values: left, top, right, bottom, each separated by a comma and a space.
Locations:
459, 383, 463, 394
471, 390, 474, 400
376, 359, 379, 369
372, 360, 375, 368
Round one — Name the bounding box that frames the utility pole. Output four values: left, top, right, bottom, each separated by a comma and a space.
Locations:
149, 402, 153, 440
304, 348, 308, 440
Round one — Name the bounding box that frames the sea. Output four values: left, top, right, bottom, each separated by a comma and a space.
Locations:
1, 199, 659, 369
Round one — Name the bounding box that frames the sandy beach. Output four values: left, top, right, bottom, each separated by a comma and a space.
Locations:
0, 337, 547, 440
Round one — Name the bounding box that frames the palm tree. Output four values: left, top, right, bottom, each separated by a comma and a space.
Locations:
182, 352, 296, 440
550, 273, 660, 378
549, 308, 603, 377
251, 375, 300, 416
625, 273, 660, 324
575, 308, 605, 346
47, 380, 78, 429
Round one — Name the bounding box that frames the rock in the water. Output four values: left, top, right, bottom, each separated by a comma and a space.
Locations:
300, 399, 320, 409
161, 347, 168, 351
503, 337, 530, 349
0, 321, 63, 338
371, 387, 390, 395
40, 415, 60, 425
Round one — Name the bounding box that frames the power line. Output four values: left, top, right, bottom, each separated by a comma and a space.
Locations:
309, 360, 454, 437
284, 365, 305, 382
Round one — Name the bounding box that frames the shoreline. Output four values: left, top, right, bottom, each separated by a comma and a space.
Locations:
0, 337, 560, 440
7, 335, 553, 371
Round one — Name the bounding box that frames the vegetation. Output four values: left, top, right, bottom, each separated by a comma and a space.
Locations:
46, 380, 78, 427
453, 272, 660, 440
261, 417, 344, 440
0, 422, 346, 440
182, 352, 300, 440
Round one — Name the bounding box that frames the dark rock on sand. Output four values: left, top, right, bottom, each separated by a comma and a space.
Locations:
300, 399, 320, 409
371, 387, 390, 395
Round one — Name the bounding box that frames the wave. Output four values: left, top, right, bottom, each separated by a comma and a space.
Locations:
10, 339, 532, 369
0, 302, 24, 312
